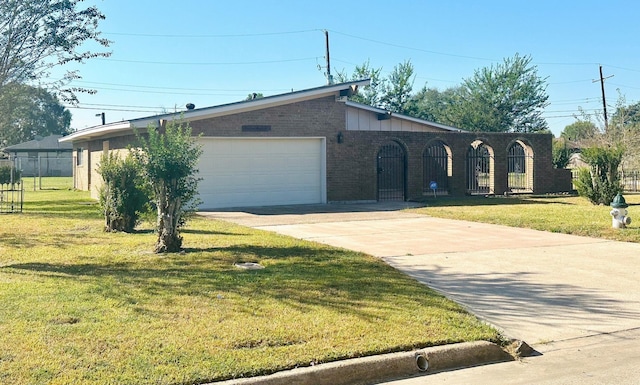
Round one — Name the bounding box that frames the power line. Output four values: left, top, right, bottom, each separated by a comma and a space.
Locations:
99, 27, 640, 72
329, 30, 497, 62
64, 105, 164, 113
96, 57, 318, 66
609, 82, 640, 90
102, 29, 320, 38
69, 80, 290, 93
67, 85, 247, 96
75, 102, 168, 110
548, 79, 593, 85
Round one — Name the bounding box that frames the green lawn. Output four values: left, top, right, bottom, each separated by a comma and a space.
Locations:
0, 187, 499, 385
413, 194, 640, 243
20, 176, 74, 191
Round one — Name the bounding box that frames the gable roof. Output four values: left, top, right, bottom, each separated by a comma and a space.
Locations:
60, 79, 371, 142
3, 135, 73, 152
60, 78, 466, 142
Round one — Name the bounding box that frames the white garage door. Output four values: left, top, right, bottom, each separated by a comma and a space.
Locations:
197, 138, 326, 209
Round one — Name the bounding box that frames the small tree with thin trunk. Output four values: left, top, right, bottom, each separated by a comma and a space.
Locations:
135, 119, 202, 253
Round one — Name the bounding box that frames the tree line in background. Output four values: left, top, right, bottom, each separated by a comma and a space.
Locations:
0, 0, 110, 146
337, 53, 550, 133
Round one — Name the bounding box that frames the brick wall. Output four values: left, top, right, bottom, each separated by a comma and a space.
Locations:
329, 129, 569, 201
76, 95, 572, 203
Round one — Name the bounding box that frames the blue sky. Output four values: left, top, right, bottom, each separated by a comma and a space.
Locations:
54, 0, 640, 136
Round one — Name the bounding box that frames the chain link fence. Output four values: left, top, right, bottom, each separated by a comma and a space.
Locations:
571, 169, 640, 193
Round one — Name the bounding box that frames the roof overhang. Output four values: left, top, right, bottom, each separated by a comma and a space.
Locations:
60, 79, 371, 143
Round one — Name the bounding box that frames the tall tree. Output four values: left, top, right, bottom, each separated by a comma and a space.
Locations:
611, 100, 640, 128
336, 59, 384, 106
560, 120, 598, 142
135, 119, 202, 253
448, 54, 549, 132
0, 0, 111, 102
406, 86, 461, 124
337, 59, 415, 113
380, 60, 415, 114
0, 84, 71, 145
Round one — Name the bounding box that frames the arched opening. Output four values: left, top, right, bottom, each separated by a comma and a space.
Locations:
377, 141, 406, 201
466, 140, 494, 195
423, 140, 451, 195
507, 140, 534, 192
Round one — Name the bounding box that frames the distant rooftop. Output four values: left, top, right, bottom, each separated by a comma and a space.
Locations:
3, 135, 72, 152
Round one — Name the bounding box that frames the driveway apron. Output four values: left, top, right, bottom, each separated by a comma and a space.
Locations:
200, 204, 640, 346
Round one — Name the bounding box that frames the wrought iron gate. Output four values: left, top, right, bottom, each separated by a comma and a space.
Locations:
377, 142, 406, 201
466, 142, 492, 195
0, 159, 23, 213
507, 143, 533, 192
423, 141, 450, 195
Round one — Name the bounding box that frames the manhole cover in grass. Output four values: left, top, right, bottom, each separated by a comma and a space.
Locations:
234, 262, 265, 270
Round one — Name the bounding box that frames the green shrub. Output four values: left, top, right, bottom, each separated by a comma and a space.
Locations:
552, 138, 572, 169
574, 146, 623, 205
0, 165, 21, 185
97, 152, 150, 232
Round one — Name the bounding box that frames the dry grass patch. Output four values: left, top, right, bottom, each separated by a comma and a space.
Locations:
0, 187, 499, 384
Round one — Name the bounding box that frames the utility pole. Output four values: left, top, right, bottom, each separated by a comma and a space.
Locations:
594, 65, 613, 131
324, 30, 333, 85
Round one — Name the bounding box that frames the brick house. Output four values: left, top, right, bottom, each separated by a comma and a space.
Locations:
60, 80, 572, 209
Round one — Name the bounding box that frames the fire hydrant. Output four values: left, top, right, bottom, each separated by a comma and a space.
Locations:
610, 193, 631, 229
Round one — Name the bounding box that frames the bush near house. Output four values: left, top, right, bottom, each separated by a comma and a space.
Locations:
574, 146, 624, 205
97, 152, 150, 233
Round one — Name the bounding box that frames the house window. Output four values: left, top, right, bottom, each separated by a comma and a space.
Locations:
76, 148, 83, 166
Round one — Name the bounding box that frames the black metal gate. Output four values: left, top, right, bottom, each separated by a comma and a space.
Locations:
377, 142, 406, 201
507, 143, 533, 192
0, 159, 23, 213
466, 142, 492, 194
423, 141, 450, 194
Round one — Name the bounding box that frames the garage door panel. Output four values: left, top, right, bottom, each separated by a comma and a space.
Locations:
197, 138, 325, 209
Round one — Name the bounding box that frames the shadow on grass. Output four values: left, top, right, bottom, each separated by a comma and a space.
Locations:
2, 245, 457, 322
181, 228, 246, 236
419, 195, 576, 208
23, 199, 101, 220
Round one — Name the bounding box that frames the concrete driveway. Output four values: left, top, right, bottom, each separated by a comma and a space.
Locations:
200, 202, 640, 346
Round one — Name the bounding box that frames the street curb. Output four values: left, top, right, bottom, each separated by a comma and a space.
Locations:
211, 340, 513, 385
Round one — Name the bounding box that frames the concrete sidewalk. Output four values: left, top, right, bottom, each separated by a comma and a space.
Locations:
202, 203, 640, 345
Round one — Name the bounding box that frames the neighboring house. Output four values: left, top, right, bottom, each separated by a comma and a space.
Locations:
60, 80, 572, 209
2, 135, 73, 177
567, 152, 588, 169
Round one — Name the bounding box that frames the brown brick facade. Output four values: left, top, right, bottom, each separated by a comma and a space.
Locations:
73, 94, 572, 204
